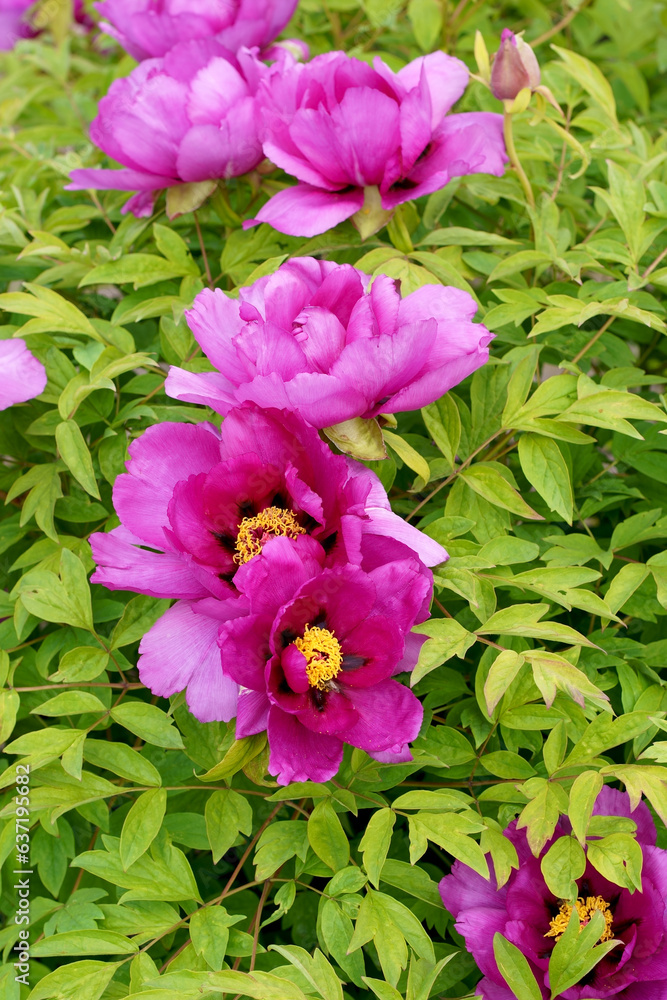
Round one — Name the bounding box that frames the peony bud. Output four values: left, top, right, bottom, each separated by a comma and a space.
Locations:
491, 29, 540, 102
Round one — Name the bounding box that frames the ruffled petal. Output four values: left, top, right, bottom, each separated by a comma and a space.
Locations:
138, 600, 239, 722
113, 421, 221, 550
267, 705, 343, 784
248, 184, 364, 237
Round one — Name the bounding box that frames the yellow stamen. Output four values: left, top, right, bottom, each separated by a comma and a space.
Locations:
545, 896, 614, 943
294, 625, 343, 690
234, 506, 305, 565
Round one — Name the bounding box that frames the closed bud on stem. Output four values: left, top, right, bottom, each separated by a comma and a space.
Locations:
490, 28, 541, 102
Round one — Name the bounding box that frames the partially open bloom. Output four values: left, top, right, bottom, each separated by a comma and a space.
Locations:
0, 340, 47, 410
67, 39, 271, 217
0, 0, 90, 49
90, 406, 445, 721
490, 29, 540, 102
220, 533, 429, 783
95, 0, 298, 61
165, 257, 493, 429
440, 787, 667, 1000
247, 50, 507, 237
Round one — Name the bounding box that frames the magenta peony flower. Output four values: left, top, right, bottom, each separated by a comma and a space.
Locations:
439, 787, 667, 1000
218, 533, 429, 783
0, 0, 90, 49
165, 257, 493, 429
67, 39, 272, 217
246, 50, 507, 237
95, 0, 298, 61
90, 406, 445, 721
0, 340, 47, 410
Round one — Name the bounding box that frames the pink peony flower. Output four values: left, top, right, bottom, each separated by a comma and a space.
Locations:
165, 256, 493, 429
246, 50, 507, 237
218, 533, 429, 783
0, 340, 47, 410
95, 0, 298, 61
67, 39, 274, 217
490, 29, 541, 102
0, 0, 90, 50
440, 787, 667, 1000
90, 406, 445, 722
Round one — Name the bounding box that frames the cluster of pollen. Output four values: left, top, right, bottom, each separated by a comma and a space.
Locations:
294, 625, 343, 690
546, 896, 614, 943
234, 506, 305, 565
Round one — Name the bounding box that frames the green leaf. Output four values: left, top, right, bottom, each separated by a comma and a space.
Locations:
205, 788, 253, 864
363, 979, 403, 1000
323, 416, 386, 460
460, 463, 542, 520
548, 909, 619, 998
110, 702, 185, 750
0, 688, 19, 747
518, 434, 573, 524
31, 930, 137, 957
165, 180, 218, 219
79, 253, 198, 290
526, 650, 610, 710
190, 906, 244, 971
407, 0, 441, 51
198, 733, 267, 781
31, 691, 105, 717
83, 740, 161, 787
422, 394, 461, 471
110, 595, 169, 650
410, 618, 475, 683
493, 933, 543, 1000
72, 833, 201, 902
383, 429, 431, 487
120, 788, 167, 870
408, 812, 488, 875
27, 961, 120, 1000
586, 833, 643, 891
483, 649, 525, 716
540, 836, 586, 898
481, 751, 537, 779
254, 821, 309, 880
360, 808, 396, 888
55, 420, 100, 499
477, 603, 598, 648
50, 646, 109, 683
307, 799, 350, 872
552, 45, 618, 122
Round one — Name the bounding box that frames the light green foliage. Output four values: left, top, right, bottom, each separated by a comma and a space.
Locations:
1, 2, 667, 999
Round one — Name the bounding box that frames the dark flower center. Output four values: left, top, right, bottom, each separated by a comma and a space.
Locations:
234, 506, 305, 564
294, 624, 342, 690
545, 896, 614, 943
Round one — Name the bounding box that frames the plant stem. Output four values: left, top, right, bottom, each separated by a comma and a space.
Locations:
503, 111, 535, 209
193, 211, 214, 289
571, 314, 615, 365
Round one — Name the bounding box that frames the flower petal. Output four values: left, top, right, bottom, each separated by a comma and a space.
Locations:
138, 600, 239, 722
267, 705, 343, 784
248, 184, 364, 237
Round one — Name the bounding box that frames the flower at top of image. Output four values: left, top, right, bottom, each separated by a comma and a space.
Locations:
165, 256, 493, 429
439, 786, 667, 1000
0, 339, 47, 410
90, 405, 445, 722
490, 28, 541, 102
67, 38, 277, 217
218, 533, 430, 783
0, 0, 91, 50
246, 50, 508, 237
94, 0, 298, 60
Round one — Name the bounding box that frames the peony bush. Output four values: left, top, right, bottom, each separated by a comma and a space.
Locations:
2, 2, 667, 1000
